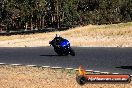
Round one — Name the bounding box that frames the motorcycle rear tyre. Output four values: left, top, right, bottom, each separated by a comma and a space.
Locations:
69, 48, 75, 56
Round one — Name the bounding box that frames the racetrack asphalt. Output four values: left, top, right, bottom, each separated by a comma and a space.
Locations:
0, 47, 132, 74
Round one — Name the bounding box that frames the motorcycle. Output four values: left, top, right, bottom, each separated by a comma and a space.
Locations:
49, 38, 75, 56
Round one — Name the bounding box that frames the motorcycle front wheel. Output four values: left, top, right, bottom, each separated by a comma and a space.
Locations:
54, 48, 69, 56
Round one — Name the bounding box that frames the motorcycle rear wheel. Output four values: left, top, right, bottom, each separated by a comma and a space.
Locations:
69, 48, 75, 56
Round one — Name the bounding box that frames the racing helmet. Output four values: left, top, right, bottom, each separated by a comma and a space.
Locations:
55, 34, 60, 38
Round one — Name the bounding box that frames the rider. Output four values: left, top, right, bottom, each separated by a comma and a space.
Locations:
50, 34, 64, 47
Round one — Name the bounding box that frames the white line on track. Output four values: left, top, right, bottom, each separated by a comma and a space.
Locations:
51, 67, 63, 69
0, 63, 6, 65
86, 70, 93, 72
26, 65, 37, 67
100, 72, 110, 74
93, 71, 101, 73
42, 66, 50, 68
112, 73, 119, 74
65, 68, 74, 70
0, 63, 132, 75
11, 64, 22, 66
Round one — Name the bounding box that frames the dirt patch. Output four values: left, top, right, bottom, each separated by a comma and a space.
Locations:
0, 23, 132, 47
0, 65, 131, 88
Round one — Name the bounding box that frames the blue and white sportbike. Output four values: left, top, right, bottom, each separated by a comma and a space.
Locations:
49, 38, 75, 56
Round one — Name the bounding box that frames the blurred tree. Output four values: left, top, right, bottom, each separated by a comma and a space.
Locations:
1, 0, 132, 32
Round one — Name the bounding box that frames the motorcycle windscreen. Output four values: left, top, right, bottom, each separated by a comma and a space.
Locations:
60, 39, 70, 47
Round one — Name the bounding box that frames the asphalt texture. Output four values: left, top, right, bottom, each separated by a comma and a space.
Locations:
0, 47, 132, 74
